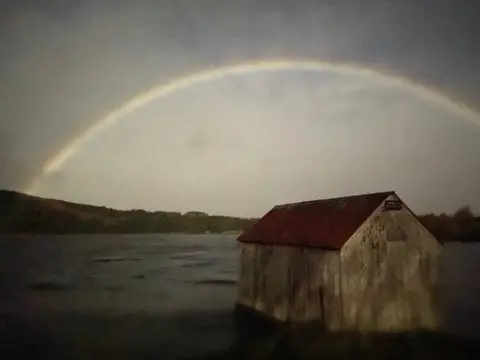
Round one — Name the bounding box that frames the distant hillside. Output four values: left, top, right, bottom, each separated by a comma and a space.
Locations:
418, 207, 480, 244
0, 190, 478, 241
0, 190, 256, 234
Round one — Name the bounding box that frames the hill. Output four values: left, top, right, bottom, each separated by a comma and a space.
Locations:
0, 190, 256, 234
0, 190, 478, 241
418, 206, 480, 244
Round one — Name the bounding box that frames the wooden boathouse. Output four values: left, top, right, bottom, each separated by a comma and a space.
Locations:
236, 191, 442, 331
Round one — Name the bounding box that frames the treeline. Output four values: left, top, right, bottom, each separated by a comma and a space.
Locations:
418, 206, 480, 244
0, 190, 256, 234
0, 190, 478, 241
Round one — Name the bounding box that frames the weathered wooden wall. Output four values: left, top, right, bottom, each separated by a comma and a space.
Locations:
237, 194, 442, 332
340, 194, 442, 331
237, 244, 343, 327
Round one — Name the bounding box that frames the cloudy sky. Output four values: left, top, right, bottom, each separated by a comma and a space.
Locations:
1, 0, 479, 217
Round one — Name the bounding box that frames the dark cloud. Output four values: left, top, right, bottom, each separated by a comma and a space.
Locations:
41, 170, 68, 187
0, 131, 34, 190
185, 130, 212, 152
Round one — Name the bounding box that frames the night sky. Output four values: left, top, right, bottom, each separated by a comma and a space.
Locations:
1, 0, 479, 217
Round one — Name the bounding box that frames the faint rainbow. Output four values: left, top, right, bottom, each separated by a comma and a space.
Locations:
26, 59, 480, 194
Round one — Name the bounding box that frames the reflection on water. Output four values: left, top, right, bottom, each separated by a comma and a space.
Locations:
0, 234, 479, 358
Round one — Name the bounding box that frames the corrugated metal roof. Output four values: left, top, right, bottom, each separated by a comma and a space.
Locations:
237, 191, 394, 250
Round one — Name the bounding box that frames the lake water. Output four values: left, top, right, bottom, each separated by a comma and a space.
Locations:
0, 235, 479, 358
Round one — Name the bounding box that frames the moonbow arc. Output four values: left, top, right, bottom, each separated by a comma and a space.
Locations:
26, 59, 480, 194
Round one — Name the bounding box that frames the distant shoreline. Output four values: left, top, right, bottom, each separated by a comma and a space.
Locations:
1, 189, 479, 243
0, 189, 256, 235
0, 230, 245, 236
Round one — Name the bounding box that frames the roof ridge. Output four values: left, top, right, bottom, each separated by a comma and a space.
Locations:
273, 191, 395, 210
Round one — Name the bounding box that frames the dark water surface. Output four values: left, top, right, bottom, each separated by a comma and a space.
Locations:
0, 235, 479, 359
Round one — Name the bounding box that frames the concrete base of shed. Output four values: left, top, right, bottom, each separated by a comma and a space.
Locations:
233, 304, 281, 338
234, 301, 442, 336
233, 303, 327, 336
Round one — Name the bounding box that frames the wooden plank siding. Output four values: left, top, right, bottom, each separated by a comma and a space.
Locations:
340, 194, 442, 331
237, 244, 342, 327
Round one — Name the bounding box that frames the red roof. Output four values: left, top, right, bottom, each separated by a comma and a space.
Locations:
238, 191, 394, 250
